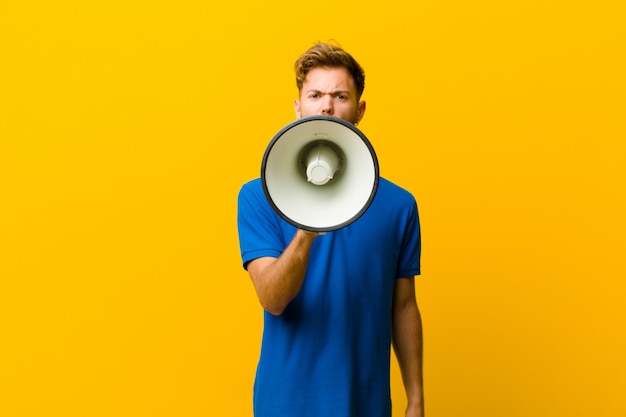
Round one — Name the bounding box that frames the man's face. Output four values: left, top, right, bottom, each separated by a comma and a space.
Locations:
294, 67, 366, 125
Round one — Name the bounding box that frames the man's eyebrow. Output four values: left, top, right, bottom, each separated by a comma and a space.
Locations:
305, 89, 352, 95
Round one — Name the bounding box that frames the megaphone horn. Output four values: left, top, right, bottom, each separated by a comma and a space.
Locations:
261, 115, 379, 232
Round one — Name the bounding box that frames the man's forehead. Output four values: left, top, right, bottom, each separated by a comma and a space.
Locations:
302, 67, 356, 91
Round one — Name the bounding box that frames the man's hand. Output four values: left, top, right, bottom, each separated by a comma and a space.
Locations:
405, 402, 424, 417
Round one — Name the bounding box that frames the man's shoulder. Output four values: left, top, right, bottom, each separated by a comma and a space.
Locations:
240, 177, 262, 190
238, 178, 267, 209
378, 177, 416, 203
239, 178, 263, 197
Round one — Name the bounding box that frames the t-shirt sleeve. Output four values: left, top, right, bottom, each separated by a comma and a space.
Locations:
237, 180, 288, 270
396, 197, 421, 277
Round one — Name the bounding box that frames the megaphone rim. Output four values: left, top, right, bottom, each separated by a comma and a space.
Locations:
261, 115, 380, 232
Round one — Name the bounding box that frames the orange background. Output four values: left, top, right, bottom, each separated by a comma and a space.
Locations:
1, 1, 625, 416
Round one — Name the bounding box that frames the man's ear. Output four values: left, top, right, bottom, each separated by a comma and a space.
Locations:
356, 100, 366, 124
294, 99, 301, 118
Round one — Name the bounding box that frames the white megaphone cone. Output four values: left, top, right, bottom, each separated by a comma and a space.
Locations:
261, 115, 379, 232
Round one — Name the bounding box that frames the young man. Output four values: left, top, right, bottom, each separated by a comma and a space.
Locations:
237, 42, 424, 417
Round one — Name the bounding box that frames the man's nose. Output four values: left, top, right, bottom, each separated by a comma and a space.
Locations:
320, 96, 333, 115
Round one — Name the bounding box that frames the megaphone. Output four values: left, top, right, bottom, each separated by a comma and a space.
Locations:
261, 115, 379, 232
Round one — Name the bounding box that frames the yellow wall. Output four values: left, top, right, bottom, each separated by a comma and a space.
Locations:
1, 1, 624, 416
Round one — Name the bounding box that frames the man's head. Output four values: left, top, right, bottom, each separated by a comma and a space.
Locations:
294, 42, 366, 125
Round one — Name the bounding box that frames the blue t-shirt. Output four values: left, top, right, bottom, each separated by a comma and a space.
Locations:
237, 177, 421, 417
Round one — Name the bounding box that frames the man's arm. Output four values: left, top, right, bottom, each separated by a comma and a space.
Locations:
247, 229, 318, 316
392, 276, 424, 417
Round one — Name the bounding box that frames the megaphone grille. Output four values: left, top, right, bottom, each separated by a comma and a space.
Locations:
261, 116, 379, 232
